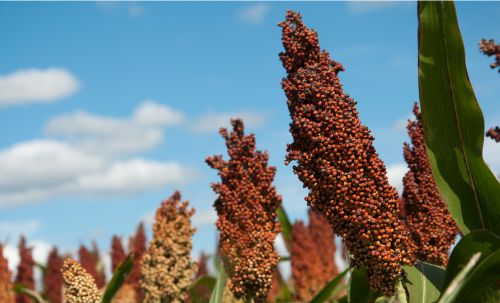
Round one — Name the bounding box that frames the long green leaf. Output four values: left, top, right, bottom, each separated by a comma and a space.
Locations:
438, 253, 481, 303
348, 268, 380, 303
404, 261, 445, 303
189, 276, 217, 303
277, 207, 293, 252
13, 284, 48, 303
309, 268, 348, 303
101, 254, 134, 303
418, 1, 500, 235
209, 266, 227, 303
443, 229, 500, 290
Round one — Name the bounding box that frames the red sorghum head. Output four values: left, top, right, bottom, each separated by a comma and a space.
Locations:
486, 126, 500, 142
279, 11, 415, 294
479, 39, 500, 72
140, 191, 196, 303
0, 245, 15, 303
190, 252, 211, 302
110, 236, 126, 273
78, 245, 105, 289
128, 222, 146, 301
15, 236, 35, 303
308, 209, 339, 282
401, 103, 458, 266
206, 119, 282, 302
266, 266, 282, 303
44, 247, 64, 303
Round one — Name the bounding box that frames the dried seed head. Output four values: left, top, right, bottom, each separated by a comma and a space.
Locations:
44, 247, 64, 303
62, 258, 101, 303
140, 191, 196, 303
401, 103, 458, 266
279, 11, 415, 295
206, 119, 282, 302
0, 245, 15, 303
15, 236, 35, 303
479, 39, 500, 72
486, 126, 500, 142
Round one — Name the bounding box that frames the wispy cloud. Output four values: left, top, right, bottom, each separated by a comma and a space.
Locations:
0, 220, 41, 240
237, 3, 270, 25
347, 2, 412, 15
0, 68, 79, 108
190, 111, 267, 133
386, 163, 407, 194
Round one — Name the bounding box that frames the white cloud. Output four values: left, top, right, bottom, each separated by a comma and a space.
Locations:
237, 3, 270, 25
44, 100, 183, 156
0, 140, 196, 207
386, 163, 407, 194
0, 221, 41, 240
0, 68, 79, 107
3, 240, 52, 274
191, 111, 266, 133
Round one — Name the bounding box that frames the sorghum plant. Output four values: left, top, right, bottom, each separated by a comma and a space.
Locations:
479, 38, 500, 72
486, 126, 500, 142
308, 210, 339, 282
78, 244, 106, 289
140, 191, 196, 303
62, 258, 101, 303
190, 252, 211, 302
44, 247, 64, 303
401, 103, 458, 266
291, 221, 324, 301
279, 11, 415, 294
266, 266, 282, 303
0, 245, 15, 303
111, 283, 136, 303
15, 236, 35, 303
206, 119, 282, 302
129, 222, 146, 301
111, 235, 127, 272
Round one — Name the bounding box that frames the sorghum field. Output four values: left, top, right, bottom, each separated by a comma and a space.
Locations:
0, 2, 499, 303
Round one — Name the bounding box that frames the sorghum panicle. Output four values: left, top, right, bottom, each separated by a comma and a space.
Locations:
44, 247, 64, 303
129, 222, 146, 301
206, 119, 282, 302
140, 191, 196, 303
62, 258, 101, 303
110, 236, 127, 272
266, 266, 282, 303
190, 252, 211, 303
479, 38, 500, 72
279, 11, 415, 294
308, 210, 339, 282
111, 283, 136, 303
291, 221, 323, 301
486, 126, 500, 142
78, 245, 106, 289
402, 103, 458, 266
0, 245, 15, 303
15, 236, 35, 303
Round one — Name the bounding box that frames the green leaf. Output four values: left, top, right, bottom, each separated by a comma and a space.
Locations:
404, 261, 445, 303
13, 284, 48, 303
101, 254, 134, 303
277, 207, 293, 252
418, 1, 500, 235
189, 276, 217, 303
348, 268, 380, 303
209, 266, 227, 303
309, 268, 348, 303
336, 295, 348, 303
444, 229, 500, 289
438, 253, 481, 303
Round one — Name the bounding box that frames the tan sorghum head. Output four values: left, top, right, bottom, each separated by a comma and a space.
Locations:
111, 283, 136, 303
140, 191, 196, 303
62, 258, 101, 303
0, 245, 15, 303
279, 11, 415, 294
206, 119, 282, 302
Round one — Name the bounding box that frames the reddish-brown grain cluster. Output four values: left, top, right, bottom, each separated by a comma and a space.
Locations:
0, 245, 15, 303
110, 236, 126, 273
479, 38, 500, 72
486, 126, 500, 142
206, 119, 282, 302
402, 103, 458, 266
78, 244, 106, 289
266, 266, 282, 303
15, 237, 35, 303
44, 247, 64, 303
308, 210, 339, 280
279, 11, 415, 294
128, 223, 146, 301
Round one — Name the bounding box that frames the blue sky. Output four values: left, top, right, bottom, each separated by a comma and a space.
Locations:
0, 1, 499, 273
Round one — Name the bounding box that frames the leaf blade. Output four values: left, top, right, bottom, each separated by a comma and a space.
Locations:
309, 268, 349, 303
101, 254, 134, 303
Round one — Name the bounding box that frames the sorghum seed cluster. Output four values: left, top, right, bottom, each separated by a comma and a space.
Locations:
78, 245, 106, 289
111, 283, 136, 303
401, 103, 458, 266
129, 223, 147, 301
0, 245, 15, 303
279, 11, 415, 294
62, 259, 101, 303
308, 210, 339, 281
15, 236, 35, 303
44, 247, 64, 303
110, 236, 126, 273
206, 119, 282, 302
266, 266, 282, 303
486, 126, 500, 142
140, 191, 196, 303
479, 39, 500, 72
